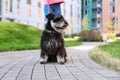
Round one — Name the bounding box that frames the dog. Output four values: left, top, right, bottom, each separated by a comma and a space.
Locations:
40, 13, 68, 64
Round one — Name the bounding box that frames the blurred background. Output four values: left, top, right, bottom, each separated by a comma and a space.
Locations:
0, 0, 120, 35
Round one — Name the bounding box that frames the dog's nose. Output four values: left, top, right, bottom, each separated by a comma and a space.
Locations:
64, 20, 68, 26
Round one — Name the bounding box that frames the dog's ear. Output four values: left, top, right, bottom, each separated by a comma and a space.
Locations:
46, 13, 55, 20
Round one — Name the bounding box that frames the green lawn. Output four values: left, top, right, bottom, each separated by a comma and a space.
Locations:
98, 40, 120, 59
0, 22, 81, 52
0, 22, 42, 51
89, 40, 120, 72
64, 38, 81, 47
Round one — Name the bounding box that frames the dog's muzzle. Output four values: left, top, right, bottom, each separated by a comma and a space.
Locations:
62, 20, 68, 28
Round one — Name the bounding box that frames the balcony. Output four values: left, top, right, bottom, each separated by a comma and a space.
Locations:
92, 23, 101, 29
92, 3, 102, 9
92, 13, 102, 19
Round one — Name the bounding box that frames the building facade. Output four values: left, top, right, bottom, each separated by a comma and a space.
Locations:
0, 0, 2, 20
1, 0, 81, 34
82, 0, 102, 30
102, 0, 120, 33
2, 0, 45, 29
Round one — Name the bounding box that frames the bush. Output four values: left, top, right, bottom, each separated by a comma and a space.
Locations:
64, 33, 78, 38
106, 32, 116, 40
79, 29, 102, 41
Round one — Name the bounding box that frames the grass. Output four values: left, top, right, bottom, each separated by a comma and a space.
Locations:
98, 40, 120, 59
0, 22, 42, 51
89, 40, 120, 72
0, 22, 81, 52
64, 38, 81, 47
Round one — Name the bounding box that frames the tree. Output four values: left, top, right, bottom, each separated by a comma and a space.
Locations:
105, 16, 115, 32
81, 15, 89, 31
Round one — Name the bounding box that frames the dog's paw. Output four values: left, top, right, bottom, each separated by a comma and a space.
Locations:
59, 62, 65, 65
40, 61, 47, 64
39, 59, 47, 64
57, 56, 66, 64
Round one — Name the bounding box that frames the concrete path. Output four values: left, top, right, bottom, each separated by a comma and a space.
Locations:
0, 42, 120, 80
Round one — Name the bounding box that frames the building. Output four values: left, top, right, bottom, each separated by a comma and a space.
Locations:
2, 0, 45, 29
0, 0, 2, 20
82, 0, 102, 30
62, 0, 81, 34
102, 0, 120, 33
1, 0, 81, 34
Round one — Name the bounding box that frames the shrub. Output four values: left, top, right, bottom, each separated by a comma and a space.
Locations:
106, 32, 116, 40
79, 29, 102, 41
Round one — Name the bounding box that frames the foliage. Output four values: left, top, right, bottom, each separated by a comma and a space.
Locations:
106, 32, 116, 40
105, 22, 114, 31
64, 33, 78, 38
81, 15, 89, 30
79, 29, 101, 41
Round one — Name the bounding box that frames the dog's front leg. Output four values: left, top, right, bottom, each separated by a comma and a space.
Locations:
57, 55, 65, 64
57, 48, 67, 64
40, 55, 48, 64
40, 50, 48, 64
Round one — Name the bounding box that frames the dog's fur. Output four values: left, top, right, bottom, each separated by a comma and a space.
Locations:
40, 13, 68, 64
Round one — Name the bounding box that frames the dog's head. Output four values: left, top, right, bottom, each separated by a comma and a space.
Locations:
46, 13, 68, 33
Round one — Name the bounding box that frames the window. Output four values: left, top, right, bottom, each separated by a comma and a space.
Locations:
97, 0, 101, 4
110, 0, 115, 13
38, 0, 41, 17
112, 17, 115, 25
114, 17, 118, 25
63, 3, 66, 16
6, 0, 12, 12
26, 0, 31, 16
27, 0, 31, 4
97, 19, 100, 24
85, 0, 87, 6
85, 9, 88, 15
70, 4, 72, 17
97, 10, 100, 14
17, 0, 20, 14
85, 10, 87, 15
116, 17, 118, 24
110, 6, 115, 13
17, 0, 20, 8
85, 0, 89, 6
112, 7, 115, 13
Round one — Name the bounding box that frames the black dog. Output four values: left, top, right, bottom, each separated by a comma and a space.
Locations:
40, 13, 68, 64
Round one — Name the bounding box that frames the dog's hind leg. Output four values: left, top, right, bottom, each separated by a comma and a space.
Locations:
40, 50, 48, 64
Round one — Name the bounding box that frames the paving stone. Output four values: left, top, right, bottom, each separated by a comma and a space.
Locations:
0, 42, 119, 80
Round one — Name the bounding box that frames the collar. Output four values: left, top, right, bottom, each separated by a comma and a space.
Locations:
44, 29, 57, 33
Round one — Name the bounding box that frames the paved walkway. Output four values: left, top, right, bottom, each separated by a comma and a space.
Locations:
0, 42, 120, 80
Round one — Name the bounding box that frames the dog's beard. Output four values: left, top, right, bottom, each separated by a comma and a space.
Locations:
51, 21, 66, 33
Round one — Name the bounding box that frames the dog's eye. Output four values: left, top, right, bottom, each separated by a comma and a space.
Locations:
61, 19, 64, 21
53, 18, 60, 22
